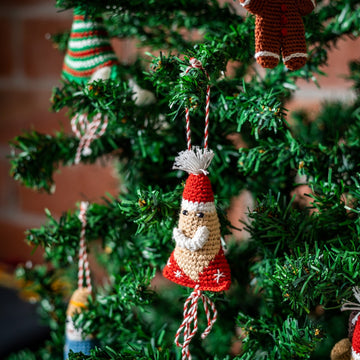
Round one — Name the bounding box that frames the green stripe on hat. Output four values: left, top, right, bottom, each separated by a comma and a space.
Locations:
62, 8, 118, 83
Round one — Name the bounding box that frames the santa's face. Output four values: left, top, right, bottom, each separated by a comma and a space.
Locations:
172, 207, 221, 253
178, 209, 210, 237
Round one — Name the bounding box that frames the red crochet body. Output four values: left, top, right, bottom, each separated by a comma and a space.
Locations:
163, 248, 231, 292
353, 316, 360, 356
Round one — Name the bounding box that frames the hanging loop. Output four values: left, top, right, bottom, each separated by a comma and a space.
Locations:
341, 286, 360, 312
71, 113, 108, 164
77, 201, 92, 293
174, 285, 217, 360
184, 58, 211, 151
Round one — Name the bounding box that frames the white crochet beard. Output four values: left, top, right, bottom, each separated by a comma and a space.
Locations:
66, 316, 88, 341
173, 226, 210, 252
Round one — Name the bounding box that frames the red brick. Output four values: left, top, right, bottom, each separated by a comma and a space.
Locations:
318, 37, 360, 88
22, 18, 72, 78
227, 190, 254, 241
0, 156, 20, 211
112, 38, 138, 64
18, 160, 120, 216
8, 0, 49, 6
0, 89, 70, 143
286, 97, 321, 120
0, 18, 14, 76
1, 0, 50, 5
0, 220, 44, 265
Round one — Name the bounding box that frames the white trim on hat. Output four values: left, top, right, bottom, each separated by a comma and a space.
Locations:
353, 312, 360, 325
181, 199, 215, 212
352, 348, 360, 360
68, 39, 110, 49
65, 53, 117, 69
72, 21, 103, 30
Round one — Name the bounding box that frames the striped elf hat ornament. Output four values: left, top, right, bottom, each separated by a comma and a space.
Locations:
64, 202, 96, 359
62, 8, 119, 83
163, 58, 231, 360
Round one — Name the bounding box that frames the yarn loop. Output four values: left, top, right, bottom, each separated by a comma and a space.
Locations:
184, 58, 210, 150
71, 113, 108, 164
174, 285, 217, 360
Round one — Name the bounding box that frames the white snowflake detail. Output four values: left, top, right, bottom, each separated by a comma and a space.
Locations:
167, 259, 171, 266
174, 270, 182, 278
213, 269, 225, 283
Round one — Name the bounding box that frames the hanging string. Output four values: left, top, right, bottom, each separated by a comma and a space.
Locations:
341, 286, 360, 312
71, 113, 108, 164
174, 285, 218, 360
184, 58, 210, 150
78, 201, 92, 293
173, 58, 215, 360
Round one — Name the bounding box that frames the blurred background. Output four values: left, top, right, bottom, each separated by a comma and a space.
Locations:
0, 0, 359, 357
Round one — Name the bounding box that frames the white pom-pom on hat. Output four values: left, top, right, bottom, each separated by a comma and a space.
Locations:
173, 147, 214, 175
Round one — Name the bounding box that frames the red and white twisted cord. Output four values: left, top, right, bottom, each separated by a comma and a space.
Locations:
78, 201, 92, 293
71, 113, 108, 164
184, 58, 210, 150
174, 285, 217, 360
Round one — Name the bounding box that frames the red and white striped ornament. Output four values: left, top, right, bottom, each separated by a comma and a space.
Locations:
174, 285, 218, 360
77, 201, 92, 292
71, 113, 108, 164
184, 58, 210, 151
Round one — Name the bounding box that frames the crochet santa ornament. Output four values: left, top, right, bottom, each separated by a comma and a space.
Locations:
239, 0, 316, 70
64, 202, 96, 359
163, 147, 231, 359
331, 288, 360, 360
64, 288, 95, 359
163, 148, 231, 291
62, 8, 119, 83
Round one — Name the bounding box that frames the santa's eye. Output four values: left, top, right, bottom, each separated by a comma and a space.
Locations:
196, 212, 204, 218
182, 210, 188, 215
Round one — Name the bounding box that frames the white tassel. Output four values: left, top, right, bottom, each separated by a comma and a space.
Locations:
341, 287, 360, 313
173, 147, 214, 175
354, 286, 360, 303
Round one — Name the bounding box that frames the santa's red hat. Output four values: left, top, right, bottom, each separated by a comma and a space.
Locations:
173, 147, 216, 213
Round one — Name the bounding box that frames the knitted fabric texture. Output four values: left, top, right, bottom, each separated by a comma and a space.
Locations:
353, 317, 360, 360
239, 0, 316, 70
62, 8, 118, 83
66, 287, 91, 317
182, 173, 214, 204
163, 171, 231, 291
330, 338, 351, 360
65, 288, 95, 359
350, 311, 359, 341
64, 338, 95, 360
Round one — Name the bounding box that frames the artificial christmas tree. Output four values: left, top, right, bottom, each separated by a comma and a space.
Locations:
7, 0, 360, 359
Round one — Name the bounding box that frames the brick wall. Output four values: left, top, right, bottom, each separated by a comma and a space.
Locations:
0, 0, 359, 265
0, 1, 122, 265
